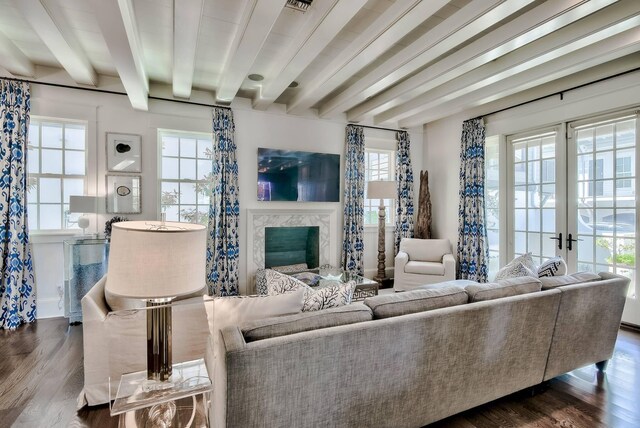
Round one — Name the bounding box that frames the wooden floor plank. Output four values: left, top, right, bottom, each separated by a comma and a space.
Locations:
0, 318, 639, 427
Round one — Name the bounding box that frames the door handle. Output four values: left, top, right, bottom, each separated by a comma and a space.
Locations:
566, 233, 582, 251
549, 233, 563, 250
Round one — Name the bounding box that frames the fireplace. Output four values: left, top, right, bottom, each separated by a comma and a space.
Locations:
247, 209, 338, 293
265, 226, 319, 269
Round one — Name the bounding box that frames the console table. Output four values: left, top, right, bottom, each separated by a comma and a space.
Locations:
64, 238, 109, 324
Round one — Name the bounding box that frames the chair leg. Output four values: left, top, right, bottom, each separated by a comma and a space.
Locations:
596, 360, 609, 372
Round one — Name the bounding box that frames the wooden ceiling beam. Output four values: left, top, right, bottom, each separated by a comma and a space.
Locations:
91, 0, 149, 110
172, 0, 204, 99
0, 31, 35, 77
344, 0, 615, 122
13, 0, 96, 85
317, 0, 531, 119
252, 0, 368, 111
399, 27, 640, 127
283, 0, 444, 114
216, 0, 287, 103
377, 1, 640, 124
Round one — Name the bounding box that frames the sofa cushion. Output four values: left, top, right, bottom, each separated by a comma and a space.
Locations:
205, 288, 306, 359
404, 261, 445, 275
539, 272, 601, 290
364, 286, 468, 319
465, 276, 542, 302
495, 253, 537, 280
418, 279, 478, 290
537, 256, 567, 277
241, 303, 372, 342
400, 238, 450, 262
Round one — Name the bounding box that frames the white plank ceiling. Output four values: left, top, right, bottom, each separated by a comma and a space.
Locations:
0, 0, 639, 127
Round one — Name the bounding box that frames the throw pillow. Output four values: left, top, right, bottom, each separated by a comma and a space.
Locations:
264, 269, 356, 312
255, 269, 268, 295
495, 253, 538, 280
538, 256, 567, 277
495, 261, 537, 281
271, 263, 308, 273
264, 269, 311, 295
302, 281, 356, 312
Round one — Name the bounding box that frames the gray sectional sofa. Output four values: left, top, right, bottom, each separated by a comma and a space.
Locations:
209, 272, 629, 428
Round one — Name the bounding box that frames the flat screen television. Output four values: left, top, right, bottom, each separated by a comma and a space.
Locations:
257, 148, 340, 202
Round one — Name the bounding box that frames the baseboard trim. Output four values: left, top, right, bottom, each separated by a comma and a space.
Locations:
36, 297, 64, 319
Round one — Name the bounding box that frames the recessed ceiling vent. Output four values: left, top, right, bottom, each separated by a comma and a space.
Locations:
286, 0, 312, 13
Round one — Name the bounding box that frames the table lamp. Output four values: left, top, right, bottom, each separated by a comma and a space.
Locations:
69, 196, 97, 235
367, 180, 396, 283
105, 221, 206, 384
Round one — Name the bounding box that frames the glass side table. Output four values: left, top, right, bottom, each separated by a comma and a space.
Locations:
110, 359, 212, 427
63, 238, 109, 324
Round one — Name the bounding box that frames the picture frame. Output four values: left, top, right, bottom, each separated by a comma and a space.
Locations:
106, 175, 142, 214
106, 132, 142, 172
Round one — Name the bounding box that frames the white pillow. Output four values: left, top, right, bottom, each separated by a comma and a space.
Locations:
495, 253, 538, 281
538, 256, 567, 277
495, 261, 537, 281
265, 269, 311, 295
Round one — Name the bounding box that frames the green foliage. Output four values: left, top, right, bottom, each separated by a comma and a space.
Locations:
598, 237, 635, 267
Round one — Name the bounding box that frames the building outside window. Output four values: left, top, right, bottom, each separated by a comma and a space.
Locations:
364, 148, 395, 225
159, 130, 213, 224
27, 119, 87, 231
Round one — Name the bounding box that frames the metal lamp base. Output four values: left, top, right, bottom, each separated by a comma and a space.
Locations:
146, 299, 174, 382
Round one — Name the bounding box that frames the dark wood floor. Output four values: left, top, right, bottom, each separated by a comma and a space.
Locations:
0, 319, 638, 428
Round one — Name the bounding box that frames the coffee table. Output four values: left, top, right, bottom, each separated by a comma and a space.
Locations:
288, 265, 379, 301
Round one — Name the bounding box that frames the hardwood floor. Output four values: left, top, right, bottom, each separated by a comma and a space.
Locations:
0, 319, 638, 428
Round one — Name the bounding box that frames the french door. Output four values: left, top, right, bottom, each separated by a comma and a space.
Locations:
507, 111, 639, 326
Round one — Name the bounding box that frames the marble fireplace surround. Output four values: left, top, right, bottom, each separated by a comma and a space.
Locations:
247, 209, 338, 293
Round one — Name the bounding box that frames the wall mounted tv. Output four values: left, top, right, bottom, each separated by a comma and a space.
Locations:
257, 148, 340, 202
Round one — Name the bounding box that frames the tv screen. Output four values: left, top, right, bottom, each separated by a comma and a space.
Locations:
258, 148, 340, 202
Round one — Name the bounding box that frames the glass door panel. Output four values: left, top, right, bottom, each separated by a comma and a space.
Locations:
508, 130, 563, 266
568, 114, 639, 325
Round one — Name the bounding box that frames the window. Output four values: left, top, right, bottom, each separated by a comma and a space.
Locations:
364, 148, 394, 225
485, 135, 500, 279
616, 156, 633, 189
159, 130, 213, 224
27, 119, 87, 231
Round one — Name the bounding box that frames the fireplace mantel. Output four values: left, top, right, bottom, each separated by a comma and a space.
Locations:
247, 209, 338, 293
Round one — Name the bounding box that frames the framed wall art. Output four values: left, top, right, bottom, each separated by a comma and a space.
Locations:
107, 132, 142, 172
106, 175, 142, 214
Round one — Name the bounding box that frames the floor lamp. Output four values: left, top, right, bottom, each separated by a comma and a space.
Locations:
367, 180, 396, 283
105, 221, 206, 384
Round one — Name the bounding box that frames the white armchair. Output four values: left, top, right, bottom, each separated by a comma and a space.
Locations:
394, 238, 456, 291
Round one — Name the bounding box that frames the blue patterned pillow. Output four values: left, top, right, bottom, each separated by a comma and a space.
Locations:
537, 257, 567, 277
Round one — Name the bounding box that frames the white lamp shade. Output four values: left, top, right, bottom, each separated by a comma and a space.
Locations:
106, 221, 207, 299
367, 180, 396, 200
69, 196, 97, 213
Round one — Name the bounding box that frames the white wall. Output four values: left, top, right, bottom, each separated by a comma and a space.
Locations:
423, 71, 640, 251
29, 85, 423, 317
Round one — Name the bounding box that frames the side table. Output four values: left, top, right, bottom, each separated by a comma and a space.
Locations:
110, 358, 213, 427
63, 238, 109, 324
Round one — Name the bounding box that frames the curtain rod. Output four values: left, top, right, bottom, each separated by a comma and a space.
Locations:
475, 66, 640, 120
349, 123, 405, 133
0, 76, 233, 110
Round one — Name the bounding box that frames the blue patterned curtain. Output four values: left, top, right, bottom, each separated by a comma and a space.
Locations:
394, 131, 415, 254
457, 118, 488, 282
341, 125, 365, 275
206, 107, 239, 296
0, 80, 36, 330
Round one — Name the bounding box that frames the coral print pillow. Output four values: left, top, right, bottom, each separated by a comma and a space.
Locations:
264, 270, 355, 312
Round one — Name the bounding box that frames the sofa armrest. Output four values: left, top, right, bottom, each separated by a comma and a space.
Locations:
395, 251, 409, 272
443, 253, 456, 278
